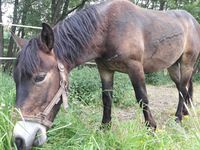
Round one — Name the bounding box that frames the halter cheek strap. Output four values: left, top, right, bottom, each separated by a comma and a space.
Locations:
23, 60, 68, 128
42, 61, 69, 116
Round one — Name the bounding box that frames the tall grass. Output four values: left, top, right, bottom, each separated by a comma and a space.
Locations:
34, 105, 200, 150
0, 67, 200, 150
0, 71, 16, 150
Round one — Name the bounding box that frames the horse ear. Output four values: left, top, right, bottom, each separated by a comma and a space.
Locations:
41, 23, 54, 52
11, 32, 28, 49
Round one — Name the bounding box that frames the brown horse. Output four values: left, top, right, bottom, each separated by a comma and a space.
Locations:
12, 0, 200, 149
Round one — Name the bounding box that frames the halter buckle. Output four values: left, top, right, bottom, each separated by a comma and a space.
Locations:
58, 61, 65, 72
60, 80, 68, 89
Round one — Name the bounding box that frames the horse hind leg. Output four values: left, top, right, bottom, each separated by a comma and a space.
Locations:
181, 77, 193, 115
188, 77, 193, 103
186, 77, 193, 105
168, 62, 193, 122
128, 61, 156, 129
168, 63, 185, 120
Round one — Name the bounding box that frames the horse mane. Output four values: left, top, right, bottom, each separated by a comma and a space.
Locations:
53, 5, 101, 64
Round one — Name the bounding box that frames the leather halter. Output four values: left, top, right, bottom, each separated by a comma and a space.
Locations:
22, 61, 68, 128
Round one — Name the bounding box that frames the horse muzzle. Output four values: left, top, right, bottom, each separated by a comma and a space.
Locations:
13, 121, 47, 150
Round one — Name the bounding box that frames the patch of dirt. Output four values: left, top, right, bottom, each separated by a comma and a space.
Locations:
115, 108, 135, 121
114, 84, 200, 127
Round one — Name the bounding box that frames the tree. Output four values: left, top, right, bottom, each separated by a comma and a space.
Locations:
2, 0, 200, 71
3, 0, 91, 70
0, 0, 3, 64
51, 0, 88, 25
17, 0, 33, 38
4, 0, 19, 70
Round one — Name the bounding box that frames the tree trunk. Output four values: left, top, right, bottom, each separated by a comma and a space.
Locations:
51, 0, 88, 25
18, 1, 32, 38
59, 0, 70, 22
0, 0, 3, 64
159, 0, 166, 10
51, 0, 65, 25
5, 0, 19, 70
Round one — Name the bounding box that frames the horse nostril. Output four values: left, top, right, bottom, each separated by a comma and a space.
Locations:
15, 137, 24, 150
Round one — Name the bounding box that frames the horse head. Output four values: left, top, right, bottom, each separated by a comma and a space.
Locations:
12, 23, 68, 150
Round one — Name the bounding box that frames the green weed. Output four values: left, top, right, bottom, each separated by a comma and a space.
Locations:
0, 71, 16, 150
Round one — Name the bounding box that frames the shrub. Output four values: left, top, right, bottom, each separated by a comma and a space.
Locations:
69, 66, 136, 107
193, 73, 200, 82
145, 71, 171, 85
69, 66, 101, 105
113, 72, 136, 107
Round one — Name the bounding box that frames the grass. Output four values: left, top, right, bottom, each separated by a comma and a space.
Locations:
0, 71, 16, 150
1, 67, 200, 150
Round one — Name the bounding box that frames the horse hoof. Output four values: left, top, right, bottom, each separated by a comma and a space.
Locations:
175, 117, 182, 123
146, 122, 157, 131
182, 110, 189, 116
100, 122, 111, 131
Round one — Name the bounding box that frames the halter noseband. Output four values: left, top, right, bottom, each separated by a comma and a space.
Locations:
22, 60, 68, 128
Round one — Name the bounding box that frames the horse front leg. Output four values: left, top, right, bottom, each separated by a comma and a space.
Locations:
128, 61, 157, 129
97, 64, 114, 127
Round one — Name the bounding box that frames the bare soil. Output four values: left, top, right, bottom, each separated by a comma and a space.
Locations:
114, 84, 200, 127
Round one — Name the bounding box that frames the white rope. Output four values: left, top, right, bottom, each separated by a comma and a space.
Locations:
0, 57, 96, 66
0, 22, 42, 30
0, 22, 96, 64
0, 57, 16, 60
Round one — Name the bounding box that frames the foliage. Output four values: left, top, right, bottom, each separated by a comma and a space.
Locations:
132, 0, 200, 14
193, 73, 200, 82
112, 72, 136, 107
145, 71, 172, 85
69, 66, 101, 105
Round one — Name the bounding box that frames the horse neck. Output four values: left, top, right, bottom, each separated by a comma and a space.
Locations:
52, 9, 107, 71
53, 26, 105, 71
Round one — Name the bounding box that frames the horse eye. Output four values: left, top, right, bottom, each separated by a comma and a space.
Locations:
34, 73, 46, 83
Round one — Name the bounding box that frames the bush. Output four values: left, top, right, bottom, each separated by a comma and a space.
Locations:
145, 71, 171, 85
69, 67, 136, 107
69, 66, 101, 105
113, 72, 136, 107
69, 67, 177, 107
193, 73, 200, 82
